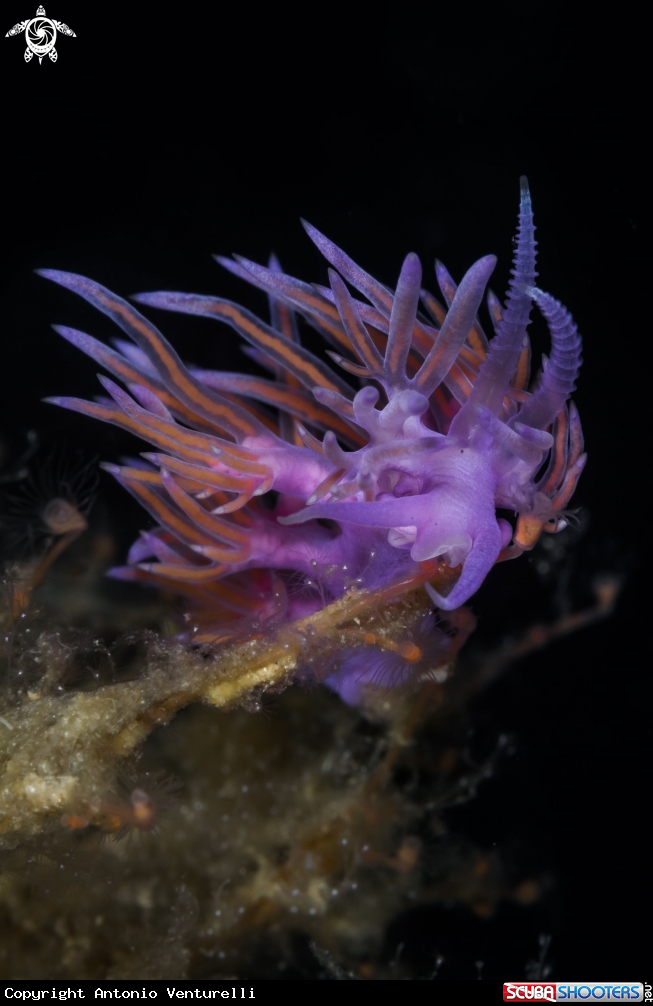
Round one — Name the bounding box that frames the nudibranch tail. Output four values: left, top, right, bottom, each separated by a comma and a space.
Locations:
40, 180, 585, 683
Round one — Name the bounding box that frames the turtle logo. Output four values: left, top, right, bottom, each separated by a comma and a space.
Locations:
5, 5, 76, 64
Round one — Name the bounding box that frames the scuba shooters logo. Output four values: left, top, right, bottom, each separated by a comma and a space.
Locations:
503, 985, 644, 1002
5, 5, 75, 63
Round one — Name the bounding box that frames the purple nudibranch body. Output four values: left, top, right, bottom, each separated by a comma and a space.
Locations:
39, 179, 585, 677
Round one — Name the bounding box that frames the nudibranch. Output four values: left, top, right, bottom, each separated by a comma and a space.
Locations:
40, 178, 584, 648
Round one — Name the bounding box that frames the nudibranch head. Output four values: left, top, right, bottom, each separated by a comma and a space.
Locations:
40, 178, 585, 649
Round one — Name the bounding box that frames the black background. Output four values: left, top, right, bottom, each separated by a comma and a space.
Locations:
1, 1, 648, 980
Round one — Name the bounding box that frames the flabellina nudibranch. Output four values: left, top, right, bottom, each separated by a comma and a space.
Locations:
39, 178, 585, 653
